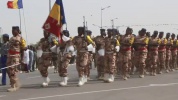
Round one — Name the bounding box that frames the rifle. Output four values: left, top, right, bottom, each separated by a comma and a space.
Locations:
83, 16, 87, 40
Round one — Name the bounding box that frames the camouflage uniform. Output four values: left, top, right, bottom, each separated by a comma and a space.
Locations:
118, 34, 134, 80
58, 40, 73, 77
171, 39, 178, 71
94, 35, 105, 78
148, 37, 160, 76
158, 38, 167, 73
7, 34, 26, 91
134, 35, 149, 78
165, 38, 173, 72
38, 38, 52, 78
104, 36, 118, 82
72, 36, 89, 77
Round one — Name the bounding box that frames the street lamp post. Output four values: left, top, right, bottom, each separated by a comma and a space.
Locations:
111, 18, 118, 29
101, 6, 111, 29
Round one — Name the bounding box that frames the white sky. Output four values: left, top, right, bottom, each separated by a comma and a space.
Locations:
0, 0, 178, 44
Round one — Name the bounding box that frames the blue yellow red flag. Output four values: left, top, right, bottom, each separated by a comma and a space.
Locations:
7, 0, 23, 9
42, 0, 66, 43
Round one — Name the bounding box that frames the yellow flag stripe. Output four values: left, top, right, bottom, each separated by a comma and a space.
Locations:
49, 4, 61, 21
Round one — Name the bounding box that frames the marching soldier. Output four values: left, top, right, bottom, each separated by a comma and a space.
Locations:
118, 27, 134, 80
170, 33, 178, 71
176, 35, 178, 70
72, 27, 95, 86
86, 30, 93, 79
165, 33, 173, 73
103, 29, 120, 83
158, 32, 167, 73
59, 30, 74, 86
148, 31, 160, 76
94, 29, 106, 79
7, 26, 26, 92
145, 32, 151, 74
37, 31, 55, 87
133, 28, 149, 78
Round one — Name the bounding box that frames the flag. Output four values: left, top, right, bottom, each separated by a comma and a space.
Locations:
42, 0, 66, 43
7, 0, 23, 9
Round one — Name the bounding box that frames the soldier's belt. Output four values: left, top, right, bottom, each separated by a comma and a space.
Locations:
171, 48, 177, 51
8, 50, 20, 55
138, 48, 147, 51
121, 47, 131, 51
158, 47, 166, 50
149, 48, 158, 51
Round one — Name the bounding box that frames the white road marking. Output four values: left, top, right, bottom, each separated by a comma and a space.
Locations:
0, 95, 6, 98
19, 82, 178, 100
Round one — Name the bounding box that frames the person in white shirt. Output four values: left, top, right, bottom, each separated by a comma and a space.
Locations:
22, 47, 29, 73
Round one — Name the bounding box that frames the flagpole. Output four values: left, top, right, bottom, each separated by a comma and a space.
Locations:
49, 0, 51, 13
19, 9, 22, 31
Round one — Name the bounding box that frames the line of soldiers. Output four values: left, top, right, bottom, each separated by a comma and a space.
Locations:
37, 27, 178, 88
5, 26, 178, 92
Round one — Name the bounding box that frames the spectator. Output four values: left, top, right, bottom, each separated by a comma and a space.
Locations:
0, 34, 9, 85
22, 47, 29, 73
32, 47, 37, 71
28, 46, 34, 72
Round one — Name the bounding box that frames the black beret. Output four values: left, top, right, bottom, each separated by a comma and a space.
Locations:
140, 28, 146, 33
107, 29, 112, 32
12, 26, 20, 30
100, 29, 105, 33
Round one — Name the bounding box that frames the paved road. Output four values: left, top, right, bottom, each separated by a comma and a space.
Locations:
0, 64, 178, 100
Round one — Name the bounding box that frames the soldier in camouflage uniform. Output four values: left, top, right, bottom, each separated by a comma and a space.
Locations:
72, 27, 95, 86
158, 32, 167, 73
37, 31, 54, 87
7, 26, 26, 92
86, 30, 93, 79
165, 33, 173, 73
176, 35, 178, 70
58, 30, 73, 86
145, 32, 151, 74
94, 29, 106, 80
170, 33, 177, 71
133, 28, 149, 78
148, 31, 160, 76
118, 27, 134, 80
103, 29, 120, 83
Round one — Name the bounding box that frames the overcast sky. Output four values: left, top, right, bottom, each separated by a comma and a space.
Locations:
0, 0, 178, 44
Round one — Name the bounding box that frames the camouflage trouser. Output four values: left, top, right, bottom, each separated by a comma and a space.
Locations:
166, 50, 171, 70
38, 53, 52, 77
118, 51, 131, 77
133, 51, 139, 71
171, 50, 177, 69
158, 51, 166, 71
76, 52, 89, 77
87, 53, 93, 77
137, 52, 147, 75
6, 54, 20, 87
104, 53, 116, 74
96, 53, 105, 77
58, 53, 71, 77
130, 51, 135, 74
52, 53, 58, 71
149, 51, 158, 73
146, 51, 151, 72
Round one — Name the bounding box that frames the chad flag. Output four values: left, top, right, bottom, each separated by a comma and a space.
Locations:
43, 0, 66, 41
7, 0, 23, 9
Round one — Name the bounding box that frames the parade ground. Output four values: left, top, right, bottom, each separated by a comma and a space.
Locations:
0, 64, 178, 100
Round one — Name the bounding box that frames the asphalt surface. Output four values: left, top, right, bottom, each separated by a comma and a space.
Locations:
0, 64, 178, 100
